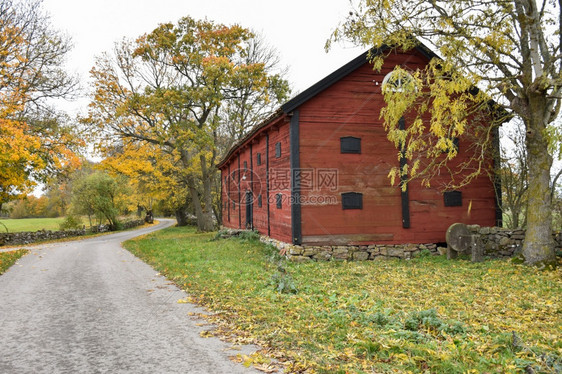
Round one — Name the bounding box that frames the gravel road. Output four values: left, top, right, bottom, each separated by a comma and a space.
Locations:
0, 220, 260, 373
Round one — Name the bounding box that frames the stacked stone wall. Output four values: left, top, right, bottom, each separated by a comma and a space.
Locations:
0, 229, 87, 246
465, 225, 562, 258
0, 219, 146, 246
259, 236, 438, 262
220, 227, 562, 262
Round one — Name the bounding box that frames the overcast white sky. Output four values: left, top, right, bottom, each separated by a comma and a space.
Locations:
41, 0, 364, 115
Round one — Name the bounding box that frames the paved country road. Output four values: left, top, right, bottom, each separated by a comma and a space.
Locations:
0, 220, 260, 374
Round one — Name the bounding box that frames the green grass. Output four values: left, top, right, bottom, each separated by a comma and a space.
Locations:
0, 249, 28, 274
0, 216, 139, 233
124, 226, 562, 373
0, 217, 73, 232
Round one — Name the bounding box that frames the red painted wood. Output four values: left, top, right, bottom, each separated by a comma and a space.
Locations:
221, 120, 292, 243
267, 121, 292, 242
222, 48, 497, 245
297, 50, 496, 245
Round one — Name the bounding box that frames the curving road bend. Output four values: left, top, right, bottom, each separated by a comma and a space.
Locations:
0, 219, 259, 374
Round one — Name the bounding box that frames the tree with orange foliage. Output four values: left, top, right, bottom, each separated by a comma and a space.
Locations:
0, 0, 81, 210
87, 17, 289, 231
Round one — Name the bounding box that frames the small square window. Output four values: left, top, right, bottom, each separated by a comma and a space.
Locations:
340, 136, 361, 154
342, 192, 363, 210
444, 191, 462, 207
276, 193, 282, 208
256, 153, 262, 165
275, 142, 281, 158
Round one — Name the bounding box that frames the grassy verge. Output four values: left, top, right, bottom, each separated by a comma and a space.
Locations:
124, 226, 562, 373
0, 249, 28, 275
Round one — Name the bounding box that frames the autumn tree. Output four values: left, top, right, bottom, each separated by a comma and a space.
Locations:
8, 195, 48, 218
217, 34, 291, 152
332, 0, 561, 265
0, 0, 80, 210
86, 17, 289, 231
71, 171, 127, 230
99, 140, 190, 223
43, 176, 73, 217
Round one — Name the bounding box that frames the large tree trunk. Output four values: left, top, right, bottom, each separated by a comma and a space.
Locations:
178, 149, 214, 232
522, 94, 556, 266
186, 175, 214, 232
175, 204, 190, 226
199, 155, 216, 231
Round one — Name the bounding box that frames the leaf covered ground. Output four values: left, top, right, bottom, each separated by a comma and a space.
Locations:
124, 226, 561, 373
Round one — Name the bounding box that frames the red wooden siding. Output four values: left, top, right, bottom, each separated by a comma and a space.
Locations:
221, 48, 498, 247
220, 116, 292, 243
267, 121, 292, 242
249, 133, 268, 234
298, 49, 496, 245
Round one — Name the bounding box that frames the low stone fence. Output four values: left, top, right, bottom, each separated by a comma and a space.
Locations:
89, 219, 145, 233
122, 219, 145, 229
0, 219, 147, 246
0, 229, 87, 246
464, 225, 562, 258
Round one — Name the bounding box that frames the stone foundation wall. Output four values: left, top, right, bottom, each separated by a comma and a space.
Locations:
220, 227, 562, 263
0, 219, 146, 246
260, 236, 439, 262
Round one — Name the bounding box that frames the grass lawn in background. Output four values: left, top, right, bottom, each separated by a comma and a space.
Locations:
0, 216, 144, 233
0, 217, 71, 232
124, 226, 562, 373
0, 250, 28, 275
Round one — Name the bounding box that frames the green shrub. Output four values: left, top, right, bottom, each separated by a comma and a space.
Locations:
59, 215, 83, 231
238, 229, 260, 242
109, 220, 123, 231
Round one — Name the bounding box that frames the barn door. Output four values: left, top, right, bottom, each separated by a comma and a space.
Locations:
245, 191, 253, 229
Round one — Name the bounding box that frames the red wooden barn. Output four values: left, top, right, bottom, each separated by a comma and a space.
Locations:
217, 45, 501, 247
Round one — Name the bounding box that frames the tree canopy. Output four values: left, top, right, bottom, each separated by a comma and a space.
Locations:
0, 0, 81, 207
86, 16, 290, 231
71, 171, 128, 230
331, 0, 561, 266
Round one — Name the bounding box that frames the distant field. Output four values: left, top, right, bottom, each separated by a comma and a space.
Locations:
0, 216, 143, 233
0, 217, 76, 232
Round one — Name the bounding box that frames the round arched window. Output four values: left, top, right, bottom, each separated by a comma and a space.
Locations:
382, 69, 416, 93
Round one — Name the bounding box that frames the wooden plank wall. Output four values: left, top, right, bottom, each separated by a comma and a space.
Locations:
266, 121, 292, 242
221, 118, 293, 243
298, 50, 497, 245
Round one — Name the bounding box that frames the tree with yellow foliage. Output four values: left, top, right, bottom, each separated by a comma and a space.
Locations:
0, 0, 80, 210
99, 141, 190, 224
331, 0, 561, 266
86, 17, 289, 231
